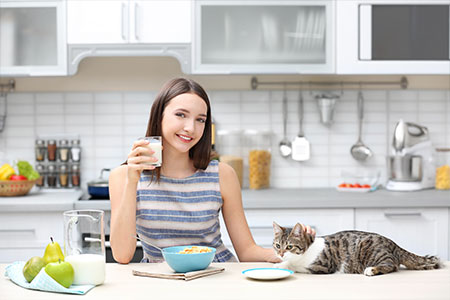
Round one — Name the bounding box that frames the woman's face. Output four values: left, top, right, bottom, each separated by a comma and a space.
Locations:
161, 92, 208, 155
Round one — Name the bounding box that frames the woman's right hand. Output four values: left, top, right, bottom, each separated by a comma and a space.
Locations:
126, 139, 158, 183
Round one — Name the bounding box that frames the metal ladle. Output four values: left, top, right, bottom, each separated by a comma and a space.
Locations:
279, 86, 292, 157
350, 90, 373, 161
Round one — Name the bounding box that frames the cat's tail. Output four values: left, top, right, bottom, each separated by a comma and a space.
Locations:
395, 246, 442, 270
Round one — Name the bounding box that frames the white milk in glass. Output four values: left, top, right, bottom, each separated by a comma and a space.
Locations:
65, 254, 105, 285
140, 136, 162, 167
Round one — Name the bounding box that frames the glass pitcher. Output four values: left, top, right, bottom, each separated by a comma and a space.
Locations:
63, 210, 105, 285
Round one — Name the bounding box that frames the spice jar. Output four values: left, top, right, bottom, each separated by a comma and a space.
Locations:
58, 140, 70, 162
244, 129, 272, 190
47, 164, 57, 187
35, 164, 45, 187
47, 140, 57, 161
435, 148, 450, 190
35, 140, 46, 161
217, 130, 244, 188
70, 139, 81, 162
59, 164, 69, 188
71, 164, 80, 187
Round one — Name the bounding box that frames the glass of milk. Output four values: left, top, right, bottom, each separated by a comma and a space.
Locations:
63, 210, 105, 285
139, 136, 162, 167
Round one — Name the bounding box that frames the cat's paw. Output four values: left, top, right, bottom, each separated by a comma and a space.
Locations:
364, 267, 376, 276
273, 262, 290, 269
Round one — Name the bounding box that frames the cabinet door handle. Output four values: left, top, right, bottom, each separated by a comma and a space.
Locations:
384, 212, 422, 218
134, 3, 140, 41
121, 2, 127, 41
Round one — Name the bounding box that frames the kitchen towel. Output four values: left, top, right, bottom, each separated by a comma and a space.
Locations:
4, 261, 95, 295
132, 263, 225, 281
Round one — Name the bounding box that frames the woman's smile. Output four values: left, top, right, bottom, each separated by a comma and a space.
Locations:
176, 133, 193, 143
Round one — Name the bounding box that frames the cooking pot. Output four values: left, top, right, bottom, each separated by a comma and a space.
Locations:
87, 168, 110, 199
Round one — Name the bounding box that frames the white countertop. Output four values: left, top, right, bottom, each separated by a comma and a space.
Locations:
2, 262, 450, 300
0, 189, 83, 212
1, 188, 450, 213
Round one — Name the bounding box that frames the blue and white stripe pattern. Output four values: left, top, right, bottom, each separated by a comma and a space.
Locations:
136, 159, 237, 263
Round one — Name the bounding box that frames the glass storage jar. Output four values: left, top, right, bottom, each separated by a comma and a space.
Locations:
58, 140, 70, 162
217, 129, 244, 188
70, 139, 81, 162
59, 164, 69, 188
47, 164, 57, 187
244, 129, 272, 190
35, 164, 45, 187
47, 140, 57, 161
71, 164, 81, 187
435, 148, 450, 190
35, 139, 46, 161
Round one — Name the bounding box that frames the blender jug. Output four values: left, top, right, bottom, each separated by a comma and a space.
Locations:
63, 210, 105, 285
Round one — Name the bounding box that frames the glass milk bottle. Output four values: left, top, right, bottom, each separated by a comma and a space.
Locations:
63, 210, 106, 285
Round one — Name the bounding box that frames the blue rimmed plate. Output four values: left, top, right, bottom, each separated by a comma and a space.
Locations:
242, 268, 294, 280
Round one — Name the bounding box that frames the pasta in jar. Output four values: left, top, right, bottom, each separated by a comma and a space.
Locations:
435, 148, 450, 190
248, 150, 271, 189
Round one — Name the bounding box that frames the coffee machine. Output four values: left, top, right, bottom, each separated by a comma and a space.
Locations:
386, 120, 435, 191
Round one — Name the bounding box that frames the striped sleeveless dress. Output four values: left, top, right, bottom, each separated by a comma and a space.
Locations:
136, 159, 237, 263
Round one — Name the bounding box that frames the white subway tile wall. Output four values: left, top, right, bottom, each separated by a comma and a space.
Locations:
0, 89, 448, 190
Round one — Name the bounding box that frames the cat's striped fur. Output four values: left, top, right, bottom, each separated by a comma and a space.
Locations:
273, 222, 441, 276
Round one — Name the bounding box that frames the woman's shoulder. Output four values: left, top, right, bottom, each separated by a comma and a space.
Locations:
217, 161, 236, 179
110, 164, 127, 178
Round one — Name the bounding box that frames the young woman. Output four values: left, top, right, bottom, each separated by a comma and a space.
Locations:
109, 78, 314, 264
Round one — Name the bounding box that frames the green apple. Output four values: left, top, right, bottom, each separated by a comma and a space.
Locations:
44, 260, 74, 288
22, 256, 46, 283
43, 237, 65, 265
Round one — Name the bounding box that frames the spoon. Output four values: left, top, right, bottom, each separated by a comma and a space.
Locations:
279, 86, 292, 157
132, 234, 163, 252
350, 91, 373, 161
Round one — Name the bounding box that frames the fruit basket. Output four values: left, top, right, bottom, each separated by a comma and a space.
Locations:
0, 179, 38, 196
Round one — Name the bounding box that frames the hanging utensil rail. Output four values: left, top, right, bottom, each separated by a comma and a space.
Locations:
250, 76, 408, 90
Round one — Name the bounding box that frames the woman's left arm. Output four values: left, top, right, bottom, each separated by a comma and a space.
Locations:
219, 162, 279, 262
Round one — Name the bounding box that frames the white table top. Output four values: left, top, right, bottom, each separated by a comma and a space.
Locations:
2, 262, 450, 300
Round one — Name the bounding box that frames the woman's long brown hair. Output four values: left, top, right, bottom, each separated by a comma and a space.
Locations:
144, 77, 212, 183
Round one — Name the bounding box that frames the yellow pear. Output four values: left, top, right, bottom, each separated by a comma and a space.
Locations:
43, 237, 65, 265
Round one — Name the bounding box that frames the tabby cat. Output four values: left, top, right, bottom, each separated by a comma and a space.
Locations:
273, 222, 441, 276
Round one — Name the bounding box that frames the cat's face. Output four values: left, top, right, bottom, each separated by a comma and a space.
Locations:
272, 222, 314, 259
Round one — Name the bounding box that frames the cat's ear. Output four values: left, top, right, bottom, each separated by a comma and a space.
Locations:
292, 223, 304, 236
273, 222, 283, 235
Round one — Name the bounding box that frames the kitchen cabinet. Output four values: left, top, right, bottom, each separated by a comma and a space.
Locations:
66, 0, 191, 75
67, 0, 191, 44
336, 0, 450, 74
0, 0, 67, 76
0, 211, 65, 263
355, 208, 449, 260
193, 0, 335, 74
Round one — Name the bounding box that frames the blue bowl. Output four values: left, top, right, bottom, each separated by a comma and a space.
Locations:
162, 246, 216, 273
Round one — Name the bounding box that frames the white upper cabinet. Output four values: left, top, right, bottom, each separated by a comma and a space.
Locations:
0, 0, 67, 76
193, 0, 335, 74
67, 0, 191, 44
337, 0, 450, 74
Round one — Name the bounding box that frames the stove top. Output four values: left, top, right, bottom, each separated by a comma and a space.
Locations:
79, 193, 110, 201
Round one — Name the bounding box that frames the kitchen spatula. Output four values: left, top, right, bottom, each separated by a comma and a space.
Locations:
291, 89, 310, 161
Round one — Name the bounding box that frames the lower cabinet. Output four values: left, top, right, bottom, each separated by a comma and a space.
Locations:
355, 208, 449, 260
220, 207, 449, 261
0, 212, 65, 263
